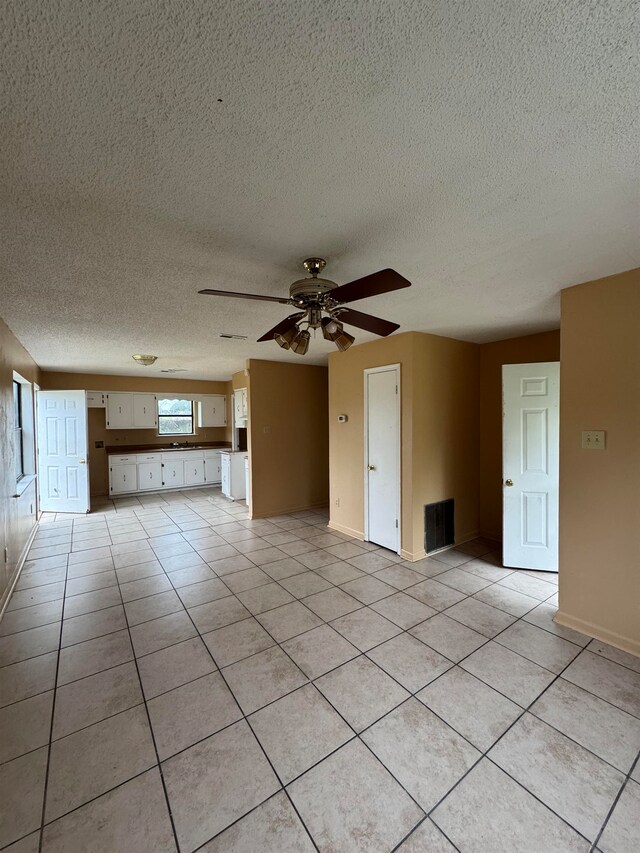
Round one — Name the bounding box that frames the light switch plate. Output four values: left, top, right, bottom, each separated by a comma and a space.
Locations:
582, 430, 606, 450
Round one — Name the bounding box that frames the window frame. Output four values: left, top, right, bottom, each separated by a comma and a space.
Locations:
13, 379, 25, 481
157, 398, 195, 436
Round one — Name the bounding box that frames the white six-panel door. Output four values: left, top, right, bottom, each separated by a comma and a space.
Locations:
37, 390, 90, 513
502, 362, 560, 571
365, 365, 400, 553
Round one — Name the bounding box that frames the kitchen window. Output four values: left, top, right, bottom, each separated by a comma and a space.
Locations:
157, 398, 194, 435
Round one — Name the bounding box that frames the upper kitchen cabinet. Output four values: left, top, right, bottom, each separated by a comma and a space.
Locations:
106, 392, 157, 429
197, 395, 227, 427
106, 393, 134, 428
234, 388, 248, 423
132, 394, 158, 428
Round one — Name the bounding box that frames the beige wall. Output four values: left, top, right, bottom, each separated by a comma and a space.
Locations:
246, 359, 329, 518
557, 268, 640, 655
0, 317, 40, 609
40, 372, 232, 496
328, 332, 479, 559
412, 334, 480, 555
478, 331, 561, 540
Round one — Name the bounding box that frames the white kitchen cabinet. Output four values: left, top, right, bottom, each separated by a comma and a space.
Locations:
106, 392, 157, 429
133, 394, 157, 428
109, 462, 137, 494
106, 393, 134, 429
220, 451, 247, 500
221, 452, 230, 496
87, 391, 106, 408
198, 395, 227, 427
163, 459, 185, 488
233, 388, 248, 423
137, 460, 163, 491
204, 451, 222, 484
185, 457, 206, 486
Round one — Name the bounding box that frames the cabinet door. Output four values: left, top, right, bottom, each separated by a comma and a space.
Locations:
109, 463, 137, 494
185, 458, 206, 485
198, 396, 226, 427
138, 461, 162, 491
221, 455, 231, 496
86, 392, 106, 408
163, 461, 185, 489
204, 455, 221, 483
106, 393, 134, 429
133, 394, 157, 428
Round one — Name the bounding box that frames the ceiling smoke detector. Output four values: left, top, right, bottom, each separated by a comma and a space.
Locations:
132, 354, 158, 366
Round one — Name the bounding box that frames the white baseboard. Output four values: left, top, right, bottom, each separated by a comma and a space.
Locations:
251, 499, 329, 520
555, 610, 640, 658
327, 520, 364, 540
0, 520, 39, 622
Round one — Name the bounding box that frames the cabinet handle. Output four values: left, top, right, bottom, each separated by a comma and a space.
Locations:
123, 474, 126, 482
149, 472, 152, 479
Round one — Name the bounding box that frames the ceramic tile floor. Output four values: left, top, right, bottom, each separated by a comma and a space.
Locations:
0, 486, 639, 852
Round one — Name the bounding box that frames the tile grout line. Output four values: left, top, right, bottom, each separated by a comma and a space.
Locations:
163, 566, 323, 853
589, 749, 640, 852
35, 547, 70, 853
107, 556, 183, 852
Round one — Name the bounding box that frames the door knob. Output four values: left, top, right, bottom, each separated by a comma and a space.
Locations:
367, 465, 375, 471
79, 459, 86, 464
504, 479, 514, 487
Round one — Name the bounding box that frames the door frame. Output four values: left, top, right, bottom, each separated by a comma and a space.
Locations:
363, 363, 401, 554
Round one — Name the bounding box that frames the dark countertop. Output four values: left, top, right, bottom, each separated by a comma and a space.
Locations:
106, 442, 232, 455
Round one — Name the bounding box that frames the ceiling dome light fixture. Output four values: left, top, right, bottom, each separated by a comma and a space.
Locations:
132, 354, 158, 366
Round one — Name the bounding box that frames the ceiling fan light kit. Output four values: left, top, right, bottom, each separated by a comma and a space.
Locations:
199, 258, 411, 355
290, 328, 311, 355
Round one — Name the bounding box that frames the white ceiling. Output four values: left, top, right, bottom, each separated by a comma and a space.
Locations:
1, 1, 638, 380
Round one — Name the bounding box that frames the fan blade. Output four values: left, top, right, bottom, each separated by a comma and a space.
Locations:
199, 288, 292, 305
335, 307, 400, 337
257, 312, 306, 342
327, 268, 411, 304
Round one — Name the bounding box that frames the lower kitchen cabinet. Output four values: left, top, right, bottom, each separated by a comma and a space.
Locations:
163, 460, 186, 488
109, 463, 138, 494
185, 458, 206, 486
221, 452, 247, 500
138, 461, 163, 491
108, 448, 225, 496
204, 452, 222, 484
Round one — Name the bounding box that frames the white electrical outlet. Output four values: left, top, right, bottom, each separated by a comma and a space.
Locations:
581, 430, 606, 450
335, 497, 340, 507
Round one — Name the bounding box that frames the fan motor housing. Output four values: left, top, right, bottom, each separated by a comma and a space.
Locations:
289, 277, 337, 302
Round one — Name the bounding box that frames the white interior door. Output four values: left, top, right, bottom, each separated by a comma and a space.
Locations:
503, 362, 559, 571
365, 365, 400, 552
37, 390, 89, 513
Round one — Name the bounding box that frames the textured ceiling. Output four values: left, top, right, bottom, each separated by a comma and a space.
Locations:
1, 0, 638, 380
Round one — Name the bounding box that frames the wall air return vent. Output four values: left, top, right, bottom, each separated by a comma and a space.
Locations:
424, 499, 455, 554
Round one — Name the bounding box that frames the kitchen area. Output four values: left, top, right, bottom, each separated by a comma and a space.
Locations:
38, 359, 329, 521
83, 384, 250, 504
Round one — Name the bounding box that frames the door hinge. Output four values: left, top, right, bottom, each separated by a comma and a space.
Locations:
396, 385, 398, 394
395, 519, 398, 528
